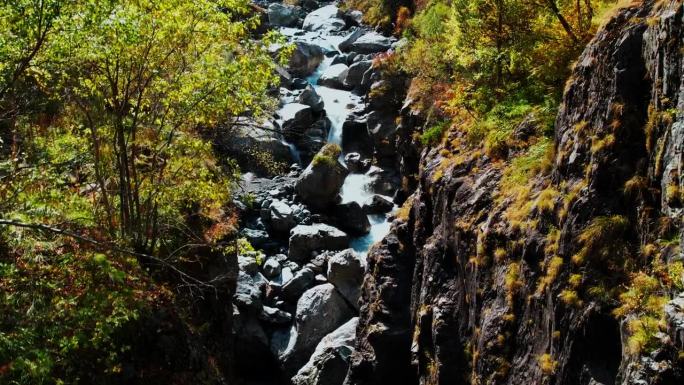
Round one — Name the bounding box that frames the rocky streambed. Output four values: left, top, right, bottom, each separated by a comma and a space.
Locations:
229, 2, 405, 384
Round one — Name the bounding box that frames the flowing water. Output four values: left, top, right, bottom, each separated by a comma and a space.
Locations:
281, 22, 395, 256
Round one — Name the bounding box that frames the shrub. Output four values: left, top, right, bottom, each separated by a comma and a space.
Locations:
538, 353, 558, 375
420, 121, 449, 146
571, 215, 629, 265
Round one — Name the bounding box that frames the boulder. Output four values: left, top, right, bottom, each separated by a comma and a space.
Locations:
279, 103, 314, 139
289, 224, 349, 262
263, 258, 283, 279
298, 85, 325, 112
317, 64, 350, 89
362, 194, 394, 214
271, 284, 355, 375
344, 152, 370, 174
348, 32, 393, 54
295, 145, 348, 209
233, 307, 272, 373
220, 119, 295, 177
234, 271, 263, 314
282, 267, 316, 301
333, 201, 371, 236
288, 42, 325, 77
270, 200, 297, 233
327, 249, 365, 310
291, 317, 359, 385
303, 5, 345, 32
240, 228, 270, 249
268, 3, 300, 27
238, 255, 259, 275
343, 60, 372, 89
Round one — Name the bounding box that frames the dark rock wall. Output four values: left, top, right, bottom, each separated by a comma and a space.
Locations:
348, 1, 684, 384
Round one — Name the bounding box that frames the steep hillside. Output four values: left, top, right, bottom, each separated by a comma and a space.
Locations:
348, 1, 684, 384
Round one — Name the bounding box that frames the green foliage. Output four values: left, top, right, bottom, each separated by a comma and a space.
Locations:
502, 138, 554, 189
571, 215, 630, 265
420, 121, 449, 145
0, 0, 278, 382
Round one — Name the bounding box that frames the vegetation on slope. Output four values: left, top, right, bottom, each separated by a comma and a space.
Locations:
0, 0, 279, 383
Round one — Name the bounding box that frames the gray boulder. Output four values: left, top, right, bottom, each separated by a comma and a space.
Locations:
220, 119, 295, 176
241, 228, 270, 248
348, 32, 393, 54
234, 271, 263, 314
263, 258, 283, 279
327, 249, 365, 309
270, 200, 297, 233
268, 3, 300, 27
279, 103, 314, 139
271, 284, 355, 375
238, 255, 259, 275
295, 145, 348, 209
289, 42, 325, 77
289, 224, 349, 262
282, 267, 316, 301
318, 64, 350, 89
291, 317, 359, 385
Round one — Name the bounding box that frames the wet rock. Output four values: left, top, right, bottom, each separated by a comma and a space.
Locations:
327, 249, 365, 310
270, 200, 297, 233
271, 283, 355, 375
298, 84, 325, 112
289, 224, 350, 262
344, 152, 370, 174
341, 114, 373, 157
282, 267, 316, 301
348, 32, 393, 54
333, 201, 371, 236
263, 258, 283, 279
303, 4, 345, 32
259, 305, 293, 325
331, 54, 349, 65
279, 103, 314, 140
291, 317, 359, 385
268, 3, 301, 27
288, 42, 325, 77
295, 146, 349, 209
318, 63, 350, 89
362, 194, 394, 214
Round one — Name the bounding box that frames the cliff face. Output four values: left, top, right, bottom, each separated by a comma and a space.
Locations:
347, 1, 684, 384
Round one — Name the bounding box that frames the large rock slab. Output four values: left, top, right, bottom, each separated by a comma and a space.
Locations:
219, 120, 295, 176
270, 200, 297, 233
303, 5, 345, 32
291, 317, 359, 385
289, 224, 349, 262
271, 284, 355, 376
327, 249, 365, 310
348, 32, 393, 54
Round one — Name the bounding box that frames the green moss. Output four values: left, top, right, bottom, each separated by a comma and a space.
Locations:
312, 143, 342, 167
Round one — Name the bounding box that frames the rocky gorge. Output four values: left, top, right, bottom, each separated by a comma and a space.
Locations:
229, 1, 684, 385
229, 2, 407, 383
